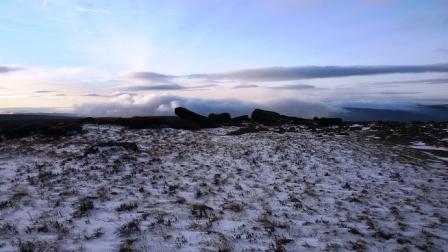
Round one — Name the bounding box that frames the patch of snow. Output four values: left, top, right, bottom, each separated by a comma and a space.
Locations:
410, 144, 448, 152
0, 125, 447, 251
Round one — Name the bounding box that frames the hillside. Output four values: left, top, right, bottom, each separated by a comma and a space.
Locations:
0, 123, 447, 251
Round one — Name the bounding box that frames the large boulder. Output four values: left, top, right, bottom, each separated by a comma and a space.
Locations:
208, 113, 232, 124
231, 115, 250, 124
174, 107, 218, 128
251, 109, 282, 124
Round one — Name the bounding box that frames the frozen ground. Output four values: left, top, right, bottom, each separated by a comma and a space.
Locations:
0, 124, 447, 251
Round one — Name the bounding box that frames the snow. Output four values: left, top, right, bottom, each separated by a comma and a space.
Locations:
0, 124, 447, 251
410, 143, 448, 152
409, 141, 448, 163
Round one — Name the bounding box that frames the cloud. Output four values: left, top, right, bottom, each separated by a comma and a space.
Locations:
123, 84, 186, 91
76, 6, 111, 14
120, 83, 218, 92
75, 94, 337, 118
0, 65, 108, 85
187, 63, 448, 82
369, 78, 448, 85
75, 94, 253, 117
0, 66, 20, 74
434, 48, 448, 54
83, 93, 113, 97
35, 90, 56, 93
129, 63, 448, 84
233, 84, 259, 89
191, 84, 218, 89
267, 84, 315, 90
128, 72, 176, 83
376, 91, 422, 95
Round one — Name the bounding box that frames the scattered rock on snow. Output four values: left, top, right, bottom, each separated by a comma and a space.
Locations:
227, 125, 268, 135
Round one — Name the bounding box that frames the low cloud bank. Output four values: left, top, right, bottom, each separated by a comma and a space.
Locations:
75, 94, 336, 118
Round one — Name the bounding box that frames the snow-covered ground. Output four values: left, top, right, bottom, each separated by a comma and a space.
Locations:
0, 124, 447, 251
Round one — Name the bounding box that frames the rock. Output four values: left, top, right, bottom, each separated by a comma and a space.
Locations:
208, 113, 231, 124
191, 204, 213, 218
281, 115, 311, 125
274, 127, 286, 134
231, 115, 250, 124
342, 182, 352, 190
251, 109, 282, 124
227, 125, 268, 135
174, 107, 218, 128
84, 141, 139, 156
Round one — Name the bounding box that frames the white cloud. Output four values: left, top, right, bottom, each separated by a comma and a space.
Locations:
75, 94, 337, 118
76, 6, 110, 14
0, 65, 118, 103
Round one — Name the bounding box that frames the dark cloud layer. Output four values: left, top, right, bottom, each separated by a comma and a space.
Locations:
192, 63, 448, 82
83, 93, 113, 97
123, 84, 186, 91
128, 72, 175, 82
268, 84, 315, 90
370, 78, 448, 85
0, 66, 20, 73
122, 83, 218, 91
233, 84, 259, 89
129, 63, 448, 83
376, 91, 422, 95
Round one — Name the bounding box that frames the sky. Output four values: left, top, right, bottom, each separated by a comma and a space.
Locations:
0, 0, 448, 117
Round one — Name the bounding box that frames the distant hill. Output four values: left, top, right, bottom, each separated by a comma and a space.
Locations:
338, 104, 448, 122
0, 114, 81, 128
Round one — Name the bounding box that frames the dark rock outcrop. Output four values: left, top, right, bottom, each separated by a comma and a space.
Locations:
208, 113, 232, 124
175, 107, 218, 128
231, 115, 250, 124
250, 109, 343, 127
251, 109, 282, 124
280, 115, 311, 125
